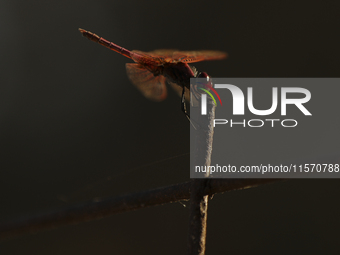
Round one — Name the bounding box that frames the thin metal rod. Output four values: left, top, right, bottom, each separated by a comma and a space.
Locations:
0, 179, 279, 240
188, 97, 216, 255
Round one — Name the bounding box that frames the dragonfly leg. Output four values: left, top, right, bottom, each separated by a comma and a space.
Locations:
181, 87, 199, 129
181, 87, 190, 121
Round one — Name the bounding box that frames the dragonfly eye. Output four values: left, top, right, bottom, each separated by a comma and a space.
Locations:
191, 72, 212, 101
196, 72, 212, 89
197, 72, 210, 79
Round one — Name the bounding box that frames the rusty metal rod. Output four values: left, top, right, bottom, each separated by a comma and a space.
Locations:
188, 95, 216, 255
0, 179, 279, 240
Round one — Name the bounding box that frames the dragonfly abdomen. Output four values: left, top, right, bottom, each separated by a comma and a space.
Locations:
79, 28, 132, 59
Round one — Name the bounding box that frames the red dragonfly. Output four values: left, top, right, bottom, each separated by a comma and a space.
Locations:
79, 28, 227, 118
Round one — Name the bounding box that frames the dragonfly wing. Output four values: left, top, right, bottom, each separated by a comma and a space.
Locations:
172, 50, 227, 63
130, 50, 161, 66
131, 49, 226, 64
126, 63, 167, 102
147, 49, 178, 56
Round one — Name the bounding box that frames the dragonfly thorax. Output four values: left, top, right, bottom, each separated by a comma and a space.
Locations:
161, 62, 196, 89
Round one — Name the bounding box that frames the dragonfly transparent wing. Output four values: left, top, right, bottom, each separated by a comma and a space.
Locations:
171, 50, 227, 63
131, 49, 227, 64
126, 63, 167, 102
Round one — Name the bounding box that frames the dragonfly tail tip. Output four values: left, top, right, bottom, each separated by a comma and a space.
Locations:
78, 28, 86, 34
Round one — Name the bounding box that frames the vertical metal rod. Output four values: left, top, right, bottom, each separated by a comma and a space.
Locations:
188, 96, 216, 255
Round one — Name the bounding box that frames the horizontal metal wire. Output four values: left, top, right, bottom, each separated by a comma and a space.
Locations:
0, 179, 279, 240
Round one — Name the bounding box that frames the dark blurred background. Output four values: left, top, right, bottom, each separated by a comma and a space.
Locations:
0, 0, 340, 254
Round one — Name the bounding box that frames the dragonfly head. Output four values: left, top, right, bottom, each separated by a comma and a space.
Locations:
197, 72, 210, 79
191, 71, 213, 103
196, 72, 213, 90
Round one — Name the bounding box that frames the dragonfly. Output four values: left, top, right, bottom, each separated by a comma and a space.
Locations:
79, 28, 227, 119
